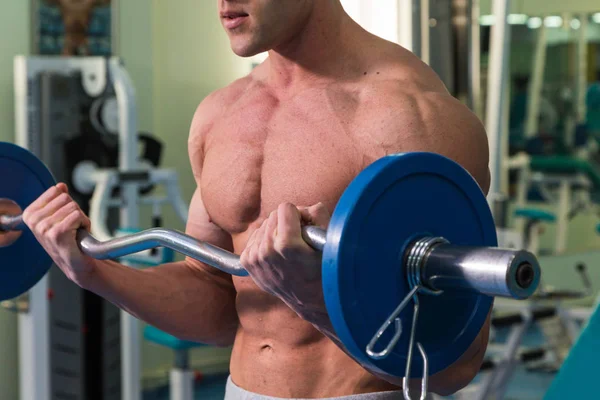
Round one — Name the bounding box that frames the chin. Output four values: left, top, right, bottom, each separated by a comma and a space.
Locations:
228, 37, 268, 58
230, 45, 263, 58
231, 47, 254, 58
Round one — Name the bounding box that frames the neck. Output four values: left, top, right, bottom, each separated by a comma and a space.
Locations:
266, 2, 365, 90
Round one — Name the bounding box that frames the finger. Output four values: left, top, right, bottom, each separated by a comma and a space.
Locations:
302, 202, 330, 229
276, 203, 302, 242
247, 222, 263, 251
243, 223, 265, 267
51, 198, 91, 231
23, 185, 65, 223
32, 192, 73, 222
30, 194, 74, 234
265, 211, 278, 237
240, 228, 257, 266
56, 183, 69, 194
81, 214, 91, 231
298, 206, 317, 223
35, 201, 79, 235
259, 212, 277, 262
49, 209, 87, 243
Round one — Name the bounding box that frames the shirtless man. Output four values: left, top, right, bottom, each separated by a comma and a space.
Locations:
23, 1, 492, 398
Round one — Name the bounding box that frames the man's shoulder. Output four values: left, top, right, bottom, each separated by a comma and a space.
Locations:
349, 50, 488, 177
200, 75, 256, 113
189, 74, 257, 135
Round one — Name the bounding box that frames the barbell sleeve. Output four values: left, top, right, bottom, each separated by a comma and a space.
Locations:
0, 214, 25, 232
408, 238, 538, 300
1, 212, 538, 299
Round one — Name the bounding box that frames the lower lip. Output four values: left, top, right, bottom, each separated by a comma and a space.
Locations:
223, 16, 248, 29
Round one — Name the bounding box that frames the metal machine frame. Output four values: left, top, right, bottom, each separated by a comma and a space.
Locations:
14, 55, 141, 400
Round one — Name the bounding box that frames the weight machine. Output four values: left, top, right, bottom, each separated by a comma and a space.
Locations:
7, 55, 166, 400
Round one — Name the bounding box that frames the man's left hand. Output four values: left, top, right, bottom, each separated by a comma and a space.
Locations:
240, 202, 330, 321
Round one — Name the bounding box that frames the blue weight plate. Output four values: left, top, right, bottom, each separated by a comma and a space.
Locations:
322, 152, 496, 378
0, 143, 56, 301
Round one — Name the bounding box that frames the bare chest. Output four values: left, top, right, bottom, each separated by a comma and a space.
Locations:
198, 89, 398, 235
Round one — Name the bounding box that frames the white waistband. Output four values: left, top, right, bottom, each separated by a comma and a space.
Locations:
224, 376, 405, 400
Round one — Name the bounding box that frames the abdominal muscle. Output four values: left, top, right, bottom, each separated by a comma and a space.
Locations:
226, 236, 400, 398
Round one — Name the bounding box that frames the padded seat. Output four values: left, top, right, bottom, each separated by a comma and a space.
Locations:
144, 325, 206, 351
514, 208, 556, 223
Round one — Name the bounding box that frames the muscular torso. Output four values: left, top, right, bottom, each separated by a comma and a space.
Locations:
191, 44, 488, 398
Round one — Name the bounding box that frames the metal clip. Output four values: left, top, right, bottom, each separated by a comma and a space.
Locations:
402, 295, 428, 400
365, 287, 430, 400
366, 285, 419, 360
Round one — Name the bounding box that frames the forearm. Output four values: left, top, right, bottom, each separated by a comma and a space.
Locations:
81, 259, 239, 346
302, 309, 490, 395
426, 314, 490, 395
299, 309, 401, 383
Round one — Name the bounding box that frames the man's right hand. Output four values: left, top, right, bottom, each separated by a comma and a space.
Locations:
22, 183, 96, 286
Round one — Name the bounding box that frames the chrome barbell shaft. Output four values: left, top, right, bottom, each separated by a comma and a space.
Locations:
77, 226, 327, 276
0, 213, 326, 276
0, 214, 25, 231
1, 212, 539, 298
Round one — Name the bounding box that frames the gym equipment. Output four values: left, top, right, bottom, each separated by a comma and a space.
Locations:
144, 326, 205, 400
463, 307, 556, 400
507, 152, 600, 254
0, 144, 55, 300
0, 141, 541, 384
544, 296, 600, 399
468, 263, 594, 400
13, 55, 145, 400
123, 245, 198, 400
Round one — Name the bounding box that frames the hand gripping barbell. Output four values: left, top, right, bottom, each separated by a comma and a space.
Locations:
0, 142, 540, 382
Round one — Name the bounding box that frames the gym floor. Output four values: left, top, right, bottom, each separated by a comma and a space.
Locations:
142, 325, 555, 400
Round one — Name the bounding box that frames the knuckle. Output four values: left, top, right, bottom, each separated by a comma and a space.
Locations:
40, 221, 55, 237
241, 249, 254, 267
48, 186, 59, 196
274, 238, 291, 254
47, 227, 61, 242
45, 187, 60, 201
239, 251, 248, 266
278, 202, 293, 212
36, 220, 50, 234
251, 246, 262, 264
258, 245, 271, 262
24, 209, 41, 226
69, 202, 80, 213
21, 209, 32, 224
